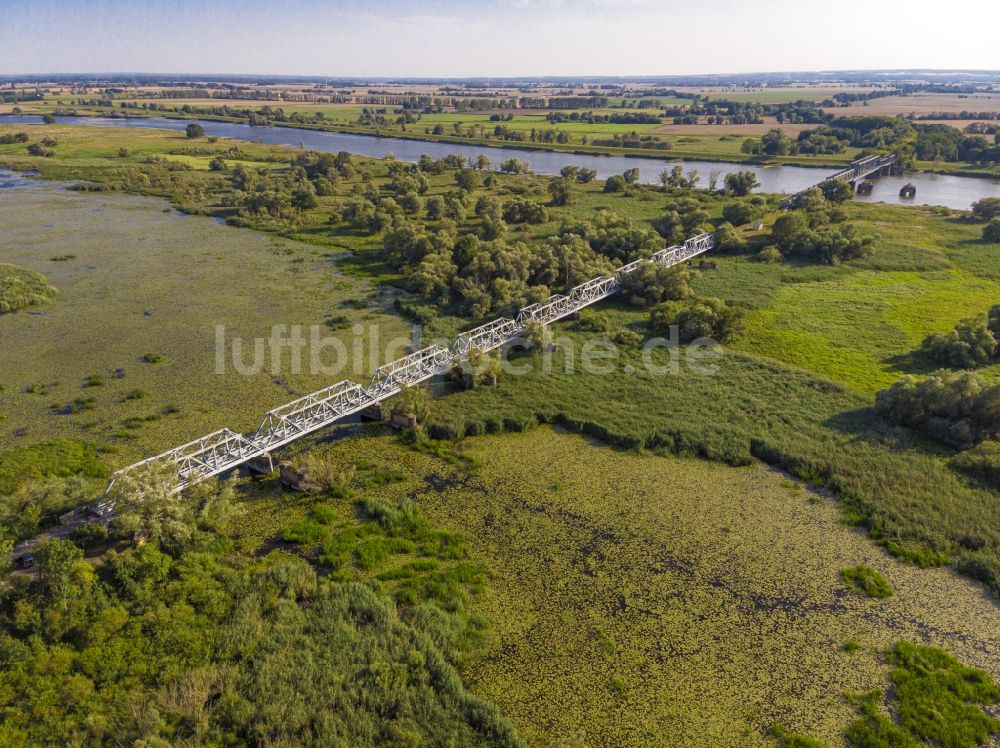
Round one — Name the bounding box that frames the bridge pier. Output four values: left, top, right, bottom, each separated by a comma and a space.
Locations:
247, 452, 274, 475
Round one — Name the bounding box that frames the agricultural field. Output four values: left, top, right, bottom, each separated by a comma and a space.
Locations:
676, 86, 888, 103
824, 92, 1000, 118
238, 427, 1000, 746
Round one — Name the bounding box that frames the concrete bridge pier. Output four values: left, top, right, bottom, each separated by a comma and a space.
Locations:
247, 452, 274, 475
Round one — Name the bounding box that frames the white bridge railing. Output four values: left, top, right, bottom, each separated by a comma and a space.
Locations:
102, 232, 717, 499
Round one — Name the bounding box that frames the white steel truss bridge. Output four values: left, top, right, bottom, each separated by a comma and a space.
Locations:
101, 232, 716, 500
779, 153, 899, 209
102, 152, 897, 502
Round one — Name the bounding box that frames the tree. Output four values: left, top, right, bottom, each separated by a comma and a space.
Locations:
620, 263, 693, 304
622, 167, 641, 185
473, 154, 491, 170
33, 538, 93, 611
649, 297, 743, 343
107, 462, 193, 551
395, 384, 431, 422
522, 319, 553, 350
984, 219, 1000, 243
291, 184, 318, 211
547, 176, 575, 206
724, 171, 760, 197
972, 197, 1000, 221
41, 113, 55, 124
499, 158, 529, 174
209, 156, 226, 171
185, 123, 205, 139
761, 128, 792, 155
818, 178, 854, 203
713, 222, 747, 254
721, 201, 760, 226
455, 168, 479, 191
576, 167, 597, 183
603, 175, 626, 193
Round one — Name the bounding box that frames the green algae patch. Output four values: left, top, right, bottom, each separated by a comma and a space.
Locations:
254, 428, 1000, 747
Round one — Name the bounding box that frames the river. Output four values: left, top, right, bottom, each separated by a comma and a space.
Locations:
3, 114, 999, 210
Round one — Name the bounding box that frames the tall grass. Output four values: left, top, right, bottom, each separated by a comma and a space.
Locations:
0, 263, 57, 313
426, 339, 1000, 594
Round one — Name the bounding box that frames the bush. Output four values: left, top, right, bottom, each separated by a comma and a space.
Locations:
921, 317, 997, 368
972, 197, 1000, 221
984, 219, 1000, 243
713, 222, 747, 254
501, 198, 547, 225
874, 370, 1000, 448
70, 521, 109, 549
185, 123, 205, 138
721, 201, 760, 226
27, 143, 54, 157
603, 175, 627, 193
649, 297, 743, 343
620, 263, 693, 305
841, 564, 893, 598
755, 246, 783, 264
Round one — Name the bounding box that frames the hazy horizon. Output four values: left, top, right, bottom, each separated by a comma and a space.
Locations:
1, 0, 997, 78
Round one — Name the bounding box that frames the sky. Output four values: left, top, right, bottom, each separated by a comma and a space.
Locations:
0, 0, 997, 78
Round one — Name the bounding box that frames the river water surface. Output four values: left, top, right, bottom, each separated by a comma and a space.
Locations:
3, 115, 999, 210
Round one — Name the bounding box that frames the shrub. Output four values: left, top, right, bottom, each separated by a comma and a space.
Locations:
721, 201, 760, 226
921, 317, 997, 368
713, 222, 747, 254
620, 263, 693, 305
603, 175, 627, 193
649, 297, 744, 343
755, 246, 783, 264
185, 123, 205, 138
501, 198, 546, 225
142, 352, 165, 364
70, 521, 109, 549
983, 219, 1000, 243
874, 370, 1000, 448
971, 197, 1000, 221
841, 564, 893, 598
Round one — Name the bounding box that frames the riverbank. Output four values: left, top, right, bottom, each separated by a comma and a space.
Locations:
6, 109, 1000, 179
3, 116, 997, 209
